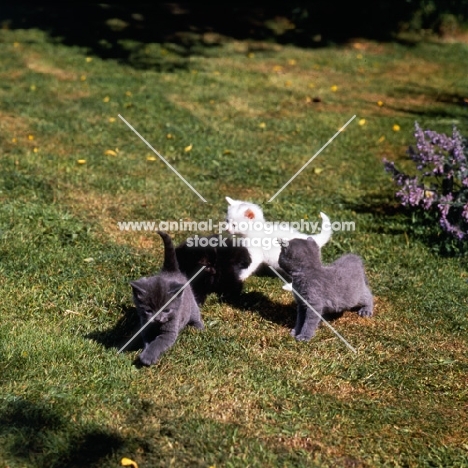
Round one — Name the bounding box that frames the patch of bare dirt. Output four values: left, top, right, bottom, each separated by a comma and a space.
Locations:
25, 54, 77, 81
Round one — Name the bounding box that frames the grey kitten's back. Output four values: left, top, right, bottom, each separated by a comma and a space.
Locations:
318, 254, 369, 312
279, 237, 373, 341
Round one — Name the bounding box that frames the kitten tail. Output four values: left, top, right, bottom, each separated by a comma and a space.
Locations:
313, 212, 332, 248
157, 231, 180, 273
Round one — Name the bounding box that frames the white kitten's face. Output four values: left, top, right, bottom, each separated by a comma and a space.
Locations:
225, 197, 264, 234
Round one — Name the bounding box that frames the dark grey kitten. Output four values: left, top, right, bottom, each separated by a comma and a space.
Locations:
278, 237, 373, 342
130, 231, 204, 366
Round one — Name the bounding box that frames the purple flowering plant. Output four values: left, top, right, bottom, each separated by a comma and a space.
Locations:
384, 122, 468, 251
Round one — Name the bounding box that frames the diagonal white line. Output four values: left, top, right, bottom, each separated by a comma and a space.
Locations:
118, 266, 206, 354
267, 115, 356, 202
269, 266, 357, 353
118, 114, 208, 203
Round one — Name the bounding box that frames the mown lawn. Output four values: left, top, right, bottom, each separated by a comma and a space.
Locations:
0, 25, 467, 468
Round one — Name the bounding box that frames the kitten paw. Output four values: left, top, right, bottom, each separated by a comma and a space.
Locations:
138, 351, 158, 366
357, 307, 373, 317
191, 321, 205, 330
290, 329, 297, 337
295, 333, 313, 342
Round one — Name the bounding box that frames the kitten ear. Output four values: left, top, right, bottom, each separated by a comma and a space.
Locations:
167, 281, 185, 298
130, 279, 147, 297
226, 196, 235, 205
244, 208, 255, 220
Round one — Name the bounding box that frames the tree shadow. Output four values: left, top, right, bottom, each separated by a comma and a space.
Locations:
344, 194, 468, 256
345, 196, 408, 234
3, 2, 462, 71
0, 399, 125, 468
387, 84, 468, 118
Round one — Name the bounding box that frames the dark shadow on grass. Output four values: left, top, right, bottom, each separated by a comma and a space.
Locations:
86, 304, 143, 352
226, 290, 295, 329
0, 399, 125, 468
226, 288, 346, 330
3, 2, 463, 71
345, 196, 468, 256
63, 430, 126, 468
387, 85, 468, 118
1, 169, 55, 203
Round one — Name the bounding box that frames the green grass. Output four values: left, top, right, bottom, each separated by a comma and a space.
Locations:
1, 26, 468, 467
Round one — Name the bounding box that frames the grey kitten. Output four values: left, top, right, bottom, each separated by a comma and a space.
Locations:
130, 231, 204, 366
278, 237, 373, 342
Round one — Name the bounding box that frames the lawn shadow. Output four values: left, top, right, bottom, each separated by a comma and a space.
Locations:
387, 84, 468, 118
0, 399, 125, 468
225, 290, 295, 329
345, 196, 408, 235
86, 304, 143, 352
346, 196, 468, 256
2, 2, 450, 71
225, 287, 346, 330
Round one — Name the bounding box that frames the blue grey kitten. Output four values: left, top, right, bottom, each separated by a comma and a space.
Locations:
278, 237, 373, 342
130, 231, 204, 366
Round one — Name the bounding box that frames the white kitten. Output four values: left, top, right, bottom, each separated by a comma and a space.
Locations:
225, 197, 332, 281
